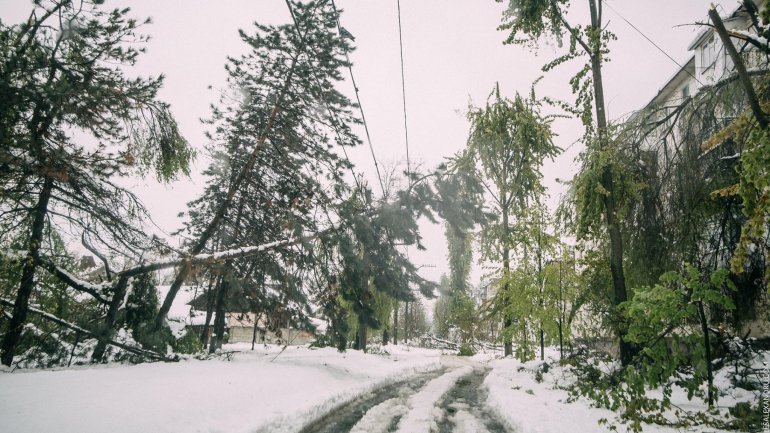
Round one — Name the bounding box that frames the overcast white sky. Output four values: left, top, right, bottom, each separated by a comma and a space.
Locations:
0, 0, 737, 287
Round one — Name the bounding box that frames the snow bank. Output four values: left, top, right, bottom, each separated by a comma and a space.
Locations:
0, 344, 442, 433
485, 355, 621, 433
484, 347, 756, 433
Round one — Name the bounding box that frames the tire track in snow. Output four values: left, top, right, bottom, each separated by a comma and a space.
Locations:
298, 369, 444, 433
435, 367, 511, 433
348, 363, 474, 433
301, 357, 512, 433
391, 364, 475, 432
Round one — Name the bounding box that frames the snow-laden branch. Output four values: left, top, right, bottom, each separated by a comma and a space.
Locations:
120, 238, 294, 277
37, 259, 111, 304
120, 229, 331, 278
729, 29, 770, 53
5, 229, 333, 308
0, 251, 111, 304
0, 298, 172, 362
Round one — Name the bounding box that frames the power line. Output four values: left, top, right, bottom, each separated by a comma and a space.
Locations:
396, 0, 411, 179
602, 0, 705, 87
395, 0, 413, 265
330, 0, 386, 197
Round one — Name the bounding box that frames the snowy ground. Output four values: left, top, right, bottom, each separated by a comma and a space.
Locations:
0, 344, 442, 433
1, 344, 762, 433
482, 347, 764, 433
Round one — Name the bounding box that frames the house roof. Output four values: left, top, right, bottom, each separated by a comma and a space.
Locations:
687, 1, 761, 50
647, 56, 696, 108
627, 56, 695, 124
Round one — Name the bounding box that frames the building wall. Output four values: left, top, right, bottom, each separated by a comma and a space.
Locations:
228, 326, 314, 345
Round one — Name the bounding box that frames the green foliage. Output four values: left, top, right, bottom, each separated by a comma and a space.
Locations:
0, 0, 194, 238
0, 227, 100, 367
172, 330, 202, 355
446, 222, 473, 296
498, 0, 570, 48
125, 273, 160, 348
462, 84, 559, 356
498, 0, 616, 136
621, 265, 735, 393
466, 85, 560, 223
466, 85, 559, 272
439, 202, 479, 343
1, 0, 196, 366
458, 343, 475, 357
180, 0, 366, 354
713, 94, 770, 286
727, 401, 764, 431
320, 181, 443, 350
611, 73, 763, 323
569, 266, 738, 432
495, 267, 539, 361
433, 276, 452, 339
570, 133, 641, 242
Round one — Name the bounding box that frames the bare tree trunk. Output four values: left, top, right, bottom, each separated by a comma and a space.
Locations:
209, 269, 231, 354
538, 218, 544, 361
68, 332, 80, 367
1, 177, 53, 366
709, 7, 768, 130
558, 259, 564, 360
251, 312, 259, 350
502, 203, 513, 357
393, 301, 399, 344
404, 301, 410, 342
697, 301, 715, 407
91, 276, 129, 362
201, 274, 220, 346
588, 0, 633, 366
208, 190, 247, 354
357, 315, 367, 352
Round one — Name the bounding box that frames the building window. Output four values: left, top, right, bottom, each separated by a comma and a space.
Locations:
701, 35, 716, 70
681, 85, 690, 99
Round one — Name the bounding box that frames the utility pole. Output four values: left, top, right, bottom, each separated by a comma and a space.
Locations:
404, 301, 409, 342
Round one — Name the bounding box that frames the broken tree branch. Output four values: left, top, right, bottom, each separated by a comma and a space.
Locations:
709, 5, 768, 130
0, 298, 173, 363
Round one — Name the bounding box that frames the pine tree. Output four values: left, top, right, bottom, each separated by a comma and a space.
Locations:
168, 0, 361, 351
0, 0, 192, 366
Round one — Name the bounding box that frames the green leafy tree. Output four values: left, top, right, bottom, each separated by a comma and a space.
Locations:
465, 84, 559, 356
491, 205, 559, 361
498, 0, 635, 365
333, 186, 437, 352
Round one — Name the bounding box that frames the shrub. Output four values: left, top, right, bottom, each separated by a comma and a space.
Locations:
458, 343, 475, 356
172, 330, 202, 355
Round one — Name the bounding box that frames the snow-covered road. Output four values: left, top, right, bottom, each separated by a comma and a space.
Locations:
301, 356, 513, 433
2, 345, 731, 432
0, 344, 445, 433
